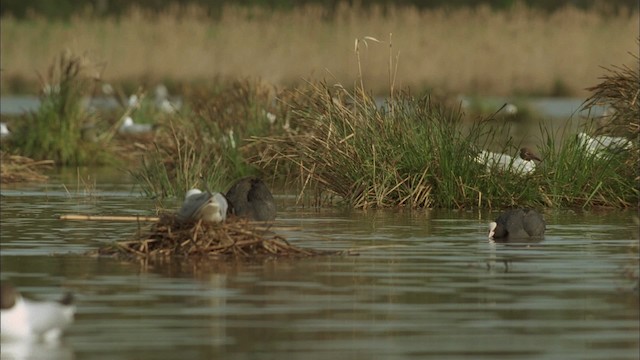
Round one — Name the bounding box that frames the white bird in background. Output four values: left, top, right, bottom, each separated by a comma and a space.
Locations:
42, 83, 60, 95
154, 84, 181, 114
177, 189, 228, 224
475, 147, 541, 175
577, 132, 631, 158
127, 94, 139, 108
118, 116, 153, 135
504, 103, 518, 115
1, 283, 75, 342
1, 122, 10, 139
265, 111, 277, 125
101, 83, 114, 96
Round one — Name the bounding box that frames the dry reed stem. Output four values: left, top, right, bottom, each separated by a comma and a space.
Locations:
583, 48, 640, 137
0, 151, 53, 183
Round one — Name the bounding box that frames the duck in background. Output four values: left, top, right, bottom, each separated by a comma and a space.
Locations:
1, 283, 75, 342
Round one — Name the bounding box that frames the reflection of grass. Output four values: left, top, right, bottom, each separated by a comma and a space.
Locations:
1, 4, 637, 97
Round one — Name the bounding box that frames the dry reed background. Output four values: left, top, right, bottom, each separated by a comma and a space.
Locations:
1, 3, 637, 96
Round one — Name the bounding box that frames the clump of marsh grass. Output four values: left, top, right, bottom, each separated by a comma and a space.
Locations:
253, 80, 636, 209
249, 34, 637, 209
538, 120, 637, 208
251, 33, 549, 209
130, 80, 289, 198
252, 81, 542, 209
129, 116, 227, 198
537, 47, 640, 208
9, 50, 115, 165
583, 47, 640, 138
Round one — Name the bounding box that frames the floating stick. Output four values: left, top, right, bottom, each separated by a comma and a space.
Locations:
58, 214, 160, 222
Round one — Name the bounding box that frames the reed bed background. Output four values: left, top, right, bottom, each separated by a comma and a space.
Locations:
2, 46, 636, 209
1, 3, 637, 97
251, 81, 638, 209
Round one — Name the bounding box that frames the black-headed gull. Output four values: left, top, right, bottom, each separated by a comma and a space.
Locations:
475, 147, 542, 175
177, 189, 228, 224
577, 132, 631, 158
118, 116, 153, 134
1, 284, 75, 342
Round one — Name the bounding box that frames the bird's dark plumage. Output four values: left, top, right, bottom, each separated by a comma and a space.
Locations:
519, 147, 542, 162
489, 208, 546, 241
225, 177, 276, 221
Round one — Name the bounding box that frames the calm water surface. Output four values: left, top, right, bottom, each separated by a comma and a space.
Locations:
1, 171, 638, 360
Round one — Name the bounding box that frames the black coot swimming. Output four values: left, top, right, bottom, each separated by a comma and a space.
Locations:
488, 208, 545, 241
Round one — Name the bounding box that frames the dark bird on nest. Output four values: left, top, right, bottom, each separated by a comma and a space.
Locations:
225, 177, 276, 221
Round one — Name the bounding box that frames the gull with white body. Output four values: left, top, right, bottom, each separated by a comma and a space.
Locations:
576, 132, 631, 158
118, 116, 154, 135
475, 147, 541, 175
177, 189, 228, 224
1, 284, 75, 342
0, 122, 10, 139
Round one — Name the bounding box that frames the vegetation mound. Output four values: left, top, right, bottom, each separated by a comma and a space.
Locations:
0, 151, 53, 183
95, 214, 338, 260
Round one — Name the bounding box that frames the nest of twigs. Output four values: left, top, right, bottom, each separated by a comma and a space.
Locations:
96, 214, 338, 259
0, 151, 53, 184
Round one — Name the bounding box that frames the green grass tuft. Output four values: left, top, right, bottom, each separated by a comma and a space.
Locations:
252, 81, 637, 209
8, 51, 115, 165
129, 80, 288, 198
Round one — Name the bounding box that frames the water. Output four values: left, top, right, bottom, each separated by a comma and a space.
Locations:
1, 173, 638, 360
0, 96, 606, 119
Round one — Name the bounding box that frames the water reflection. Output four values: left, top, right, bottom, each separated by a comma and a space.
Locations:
1, 180, 638, 360
1, 338, 74, 360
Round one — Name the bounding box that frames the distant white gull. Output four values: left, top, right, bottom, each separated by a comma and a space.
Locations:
118, 116, 153, 135
154, 84, 181, 114
1, 122, 10, 139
